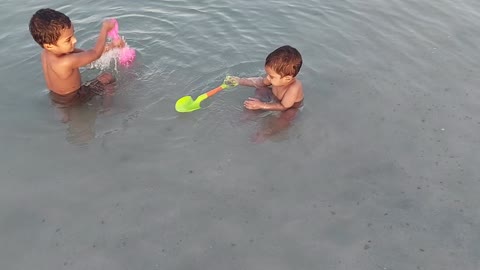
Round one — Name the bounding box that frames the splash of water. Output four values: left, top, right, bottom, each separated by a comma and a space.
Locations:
89, 48, 121, 71
89, 40, 135, 71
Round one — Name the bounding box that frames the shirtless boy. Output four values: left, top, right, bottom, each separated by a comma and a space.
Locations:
232, 45, 304, 140
29, 8, 123, 121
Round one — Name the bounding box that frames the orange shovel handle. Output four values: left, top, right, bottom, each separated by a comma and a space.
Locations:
205, 85, 226, 97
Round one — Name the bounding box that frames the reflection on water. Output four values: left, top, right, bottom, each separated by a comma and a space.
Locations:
53, 87, 116, 146
237, 85, 302, 143
253, 107, 301, 143
64, 102, 98, 145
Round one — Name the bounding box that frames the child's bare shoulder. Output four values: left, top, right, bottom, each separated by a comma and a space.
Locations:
289, 79, 303, 93
288, 79, 303, 101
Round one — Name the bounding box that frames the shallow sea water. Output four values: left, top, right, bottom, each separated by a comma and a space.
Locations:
1, 0, 480, 269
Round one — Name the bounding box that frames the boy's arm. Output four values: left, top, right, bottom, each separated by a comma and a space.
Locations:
63, 20, 115, 69
236, 77, 270, 88
244, 83, 302, 111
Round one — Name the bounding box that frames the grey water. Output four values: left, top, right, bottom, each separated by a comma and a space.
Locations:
1, 0, 480, 269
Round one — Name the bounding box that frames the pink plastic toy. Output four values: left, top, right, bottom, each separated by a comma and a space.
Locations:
107, 19, 136, 66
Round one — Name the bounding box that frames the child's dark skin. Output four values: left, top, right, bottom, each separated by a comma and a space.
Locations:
40, 19, 119, 95
30, 9, 125, 122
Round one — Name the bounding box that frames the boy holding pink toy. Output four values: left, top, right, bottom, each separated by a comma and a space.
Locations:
29, 8, 125, 122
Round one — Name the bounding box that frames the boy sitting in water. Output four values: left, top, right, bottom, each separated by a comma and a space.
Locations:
29, 8, 124, 122
232, 45, 304, 140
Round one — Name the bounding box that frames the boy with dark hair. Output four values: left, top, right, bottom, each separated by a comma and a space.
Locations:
233, 45, 304, 111
29, 8, 123, 121
232, 45, 304, 141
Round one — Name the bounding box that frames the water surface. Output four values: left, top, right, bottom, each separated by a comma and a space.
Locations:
1, 0, 480, 269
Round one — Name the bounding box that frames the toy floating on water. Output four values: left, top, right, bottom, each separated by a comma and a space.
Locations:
175, 76, 238, 112
107, 19, 136, 66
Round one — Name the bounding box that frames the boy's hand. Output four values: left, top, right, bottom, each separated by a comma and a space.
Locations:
103, 39, 126, 52
244, 97, 264, 110
102, 19, 117, 32
224, 76, 239, 87
111, 38, 125, 48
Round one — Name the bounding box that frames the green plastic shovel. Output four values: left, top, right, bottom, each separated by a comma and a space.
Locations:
175, 76, 238, 113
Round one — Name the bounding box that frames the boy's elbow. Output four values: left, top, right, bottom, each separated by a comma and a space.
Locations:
280, 103, 293, 111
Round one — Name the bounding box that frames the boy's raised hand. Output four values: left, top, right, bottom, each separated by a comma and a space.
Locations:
102, 18, 117, 32
104, 39, 126, 52
111, 38, 125, 48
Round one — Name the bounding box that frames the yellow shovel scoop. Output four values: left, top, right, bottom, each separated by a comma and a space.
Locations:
175, 76, 238, 113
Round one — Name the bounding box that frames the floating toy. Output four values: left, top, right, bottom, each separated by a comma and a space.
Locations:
175, 76, 238, 112
107, 19, 136, 66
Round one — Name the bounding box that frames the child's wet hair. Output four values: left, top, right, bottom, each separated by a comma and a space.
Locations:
265, 45, 303, 77
29, 8, 71, 48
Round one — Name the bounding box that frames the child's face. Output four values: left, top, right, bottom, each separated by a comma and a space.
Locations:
46, 26, 77, 54
264, 66, 293, 86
